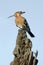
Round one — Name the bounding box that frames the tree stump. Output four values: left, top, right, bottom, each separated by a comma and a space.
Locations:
10, 29, 38, 65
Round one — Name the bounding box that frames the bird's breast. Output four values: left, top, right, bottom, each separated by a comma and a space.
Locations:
15, 17, 24, 28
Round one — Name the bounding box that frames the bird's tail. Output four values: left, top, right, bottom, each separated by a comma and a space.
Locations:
28, 30, 35, 37
23, 25, 35, 37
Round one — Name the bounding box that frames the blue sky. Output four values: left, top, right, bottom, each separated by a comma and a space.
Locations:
0, 0, 43, 65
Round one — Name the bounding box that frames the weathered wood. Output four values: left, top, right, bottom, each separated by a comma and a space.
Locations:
10, 29, 38, 65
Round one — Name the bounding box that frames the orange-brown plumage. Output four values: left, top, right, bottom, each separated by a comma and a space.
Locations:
8, 11, 35, 37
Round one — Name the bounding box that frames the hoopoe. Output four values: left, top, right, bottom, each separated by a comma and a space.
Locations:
8, 11, 35, 37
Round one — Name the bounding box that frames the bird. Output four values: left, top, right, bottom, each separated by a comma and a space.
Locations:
8, 11, 35, 37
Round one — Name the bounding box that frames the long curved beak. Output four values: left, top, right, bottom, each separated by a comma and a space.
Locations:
8, 15, 14, 18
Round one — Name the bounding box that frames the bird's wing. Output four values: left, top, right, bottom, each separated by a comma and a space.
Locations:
23, 19, 35, 37
23, 19, 30, 31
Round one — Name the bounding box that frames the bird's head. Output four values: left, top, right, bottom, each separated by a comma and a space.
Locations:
14, 11, 25, 17
8, 11, 25, 18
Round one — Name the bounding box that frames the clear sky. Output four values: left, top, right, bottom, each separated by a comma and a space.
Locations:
0, 0, 43, 65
